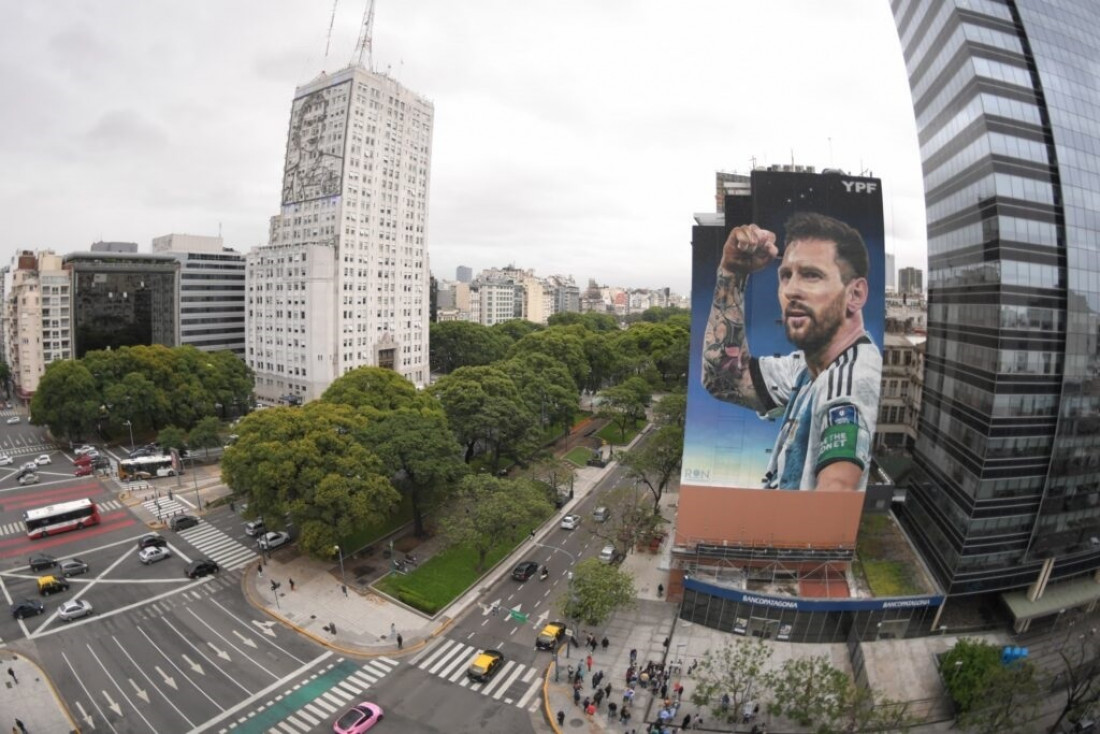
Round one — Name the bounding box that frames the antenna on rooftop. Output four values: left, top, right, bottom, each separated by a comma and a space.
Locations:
324, 0, 340, 61
353, 0, 377, 70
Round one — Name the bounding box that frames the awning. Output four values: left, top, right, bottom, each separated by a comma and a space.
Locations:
1002, 576, 1100, 621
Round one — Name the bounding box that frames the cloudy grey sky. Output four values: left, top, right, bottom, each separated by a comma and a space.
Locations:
2, 1, 925, 296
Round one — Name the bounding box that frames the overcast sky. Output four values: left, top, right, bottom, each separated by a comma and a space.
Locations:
2, 1, 926, 296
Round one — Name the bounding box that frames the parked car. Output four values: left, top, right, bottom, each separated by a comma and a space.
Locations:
28, 554, 57, 571
598, 543, 623, 565
37, 575, 70, 596
333, 701, 384, 733
593, 506, 611, 523
511, 561, 540, 582
244, 520, 266, 537
58, 600, 94, 622
169, 515, 200, 531
258, 531, 291, 551
35, 454, 51, 465
0, 454, 12, 465
73, 454, 93, 466
20, 461, 37, 473
560, 514, 581, 530
59, 559, 89, 577
10, 599, 44, 619
185, 559, 220, 578
466, 650, 505, 682
5, 416, 20, 425
73, 445, 96, 456
136, 533, 168, 549
18, 473, 39, 486
138, 546, 170, 565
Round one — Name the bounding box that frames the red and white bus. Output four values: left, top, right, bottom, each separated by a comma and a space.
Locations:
23, 498, 101, 539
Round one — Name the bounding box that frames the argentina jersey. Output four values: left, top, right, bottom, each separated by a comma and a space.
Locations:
750, 335, 881, 490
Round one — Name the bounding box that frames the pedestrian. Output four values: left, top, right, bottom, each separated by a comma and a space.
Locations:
601, 635, 609, 650
608, 701, 618, 720
639, 671, 649, 689
620, 706, 631, 724
288, 578, 295, 591
693, 715, 703, 729
15, 721, 26, 734
586, 654, 593, 671
604, 682, 612, 699
682, 714, 692, 730
582, 696, 590, 711
567, 664, 574, 679
663, 636, 670, 649
7, 667, 16, 684
594, 689, 604, 706
573, 687, 581, 706
396, 633, 403, 649
390, 622, 396, 638
660, 682, 668, 699
629, 647, 638, 663
657, 583, 664, 597
557, 710, 565, 726
585, 702, 596, 718
230, 500, 236, 512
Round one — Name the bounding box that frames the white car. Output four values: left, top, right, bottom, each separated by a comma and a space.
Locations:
5, 416, 19, 425
0, 455, 11, 466
560, 514, 581, 530
138, 546, 170, 565
21, 461, 37, 473
258, 531, 291, 550
17, 473, 39, 486
73, 445, 96, 456
58, 600, 94, 622
35, 454, 51, 465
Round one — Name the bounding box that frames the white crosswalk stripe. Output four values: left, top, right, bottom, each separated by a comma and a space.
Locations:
414, 637, 540, 708
177, 523, 257, 570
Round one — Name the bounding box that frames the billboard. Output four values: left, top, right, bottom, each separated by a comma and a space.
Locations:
682, 170, 885, 498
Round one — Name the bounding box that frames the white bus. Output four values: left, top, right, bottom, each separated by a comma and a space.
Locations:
24, 498, 101, 539
118, 454, 181, 482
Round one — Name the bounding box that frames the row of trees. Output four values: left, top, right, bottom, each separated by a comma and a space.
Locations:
30, 345, 253, 444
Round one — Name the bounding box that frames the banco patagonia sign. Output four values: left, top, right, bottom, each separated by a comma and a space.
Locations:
685, 577, 943, 613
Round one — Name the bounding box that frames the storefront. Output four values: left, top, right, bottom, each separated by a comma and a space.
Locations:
680, 577, 943, 644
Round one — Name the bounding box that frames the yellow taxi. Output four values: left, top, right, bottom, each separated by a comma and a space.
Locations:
535, 621, 566, 650
467, 650, 505, 682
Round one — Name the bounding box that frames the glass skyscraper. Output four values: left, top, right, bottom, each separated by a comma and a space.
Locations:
891, 0, 1100, 605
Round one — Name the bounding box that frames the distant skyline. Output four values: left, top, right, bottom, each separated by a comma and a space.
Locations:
2, 1, 927, 296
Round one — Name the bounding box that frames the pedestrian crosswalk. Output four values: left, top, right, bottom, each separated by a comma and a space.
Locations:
142, 495, 193, 519
409, 637, 545, 709
176, 522, 257, 571
0, 442, 61, 459
218, 656, 398, 734
0, 498, 124, 537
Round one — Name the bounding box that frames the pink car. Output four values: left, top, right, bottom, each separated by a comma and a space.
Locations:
333, 701, 384, 733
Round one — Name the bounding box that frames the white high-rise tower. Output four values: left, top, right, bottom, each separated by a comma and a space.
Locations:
247, 64, 433, 403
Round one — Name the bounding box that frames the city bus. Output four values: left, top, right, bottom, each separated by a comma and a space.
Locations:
24, 498, 101, 539
118, 454, 180, 482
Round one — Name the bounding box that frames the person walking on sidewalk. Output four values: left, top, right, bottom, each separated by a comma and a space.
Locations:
586, 653, 593, 672
629, 647, 637, 663
557, 710, 565, 727
601, 635, 609, 650
7, 667, 16, 684
573, 687, 581, 706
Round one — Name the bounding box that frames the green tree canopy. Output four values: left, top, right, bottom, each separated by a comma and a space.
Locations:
188, 416, 222, 458
30, 361, 100, 442
320, 366, 431, 415
557, 557, 635, 626
619, 423, 683, 513
490, 319, 543, 345
690, 639, 773, 722
508, 327, 590, 392
220, 402, 399, 557
429, 321, 510, 374
437, 474, 553, 571
430, 365, 536, 468
596, 376, 651, 441
547, 312, 619, 332
614, 321, 690, 389
156, 426, 188, 453
363, 407, 467, 537
763, 655, 851, 732
501, 352, 578, 433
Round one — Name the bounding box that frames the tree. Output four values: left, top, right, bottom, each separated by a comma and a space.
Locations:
156, 426, 188, 453
430, 366, 536, 468
0, 359, 10, 397
320, 366, 431, 415
763, 655, 850, 732
835, 684, 918, 734
220, 402, 400, 557
30, 361, 100, 442
1049, 628, 1100, 734
524, 455, 576, 502
490, 319, 543, 345
188, 416, 222, 458
556, 557, 634, 626
653, 391, 687, 427
437, 474, 553, 571
364, 407, 466, 537
547, 312, 619, 332
690, 639, 773, 724
429, 321, 510, 374
596, 376, 651, 441
614, 321, 690, 389
104, 371, 170, 437
501, 352, 578, 435
509, 327, 590, 392
619, 423, 683, 514
589, 482, 663, 557
940, 638, 1044, 734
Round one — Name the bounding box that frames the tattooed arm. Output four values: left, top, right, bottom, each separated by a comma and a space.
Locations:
701, 224, 778, 412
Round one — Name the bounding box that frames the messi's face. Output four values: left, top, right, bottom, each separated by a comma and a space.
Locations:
777, 238, 851, 354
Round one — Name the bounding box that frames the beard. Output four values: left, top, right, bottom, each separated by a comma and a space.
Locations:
784, 289, 847, 355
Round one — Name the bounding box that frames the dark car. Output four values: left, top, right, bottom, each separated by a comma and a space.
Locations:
185, 559, 220, 578
466, 650, 505, 683
10, 599, 45, 619
28, 554, 57, 572
137, 533, 168, 549
169, 515, 200, 531
511, 561, 540, 582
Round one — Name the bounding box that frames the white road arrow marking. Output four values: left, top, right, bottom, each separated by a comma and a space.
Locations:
232, 630, 257, 648
535, 610, 549, 627
206, 641, 231, 661
483, 598, 502, 616
102, 690, 122, 717
75, 701, 96, 730
250, 619, 278, 638
155, 665, 178, 690
128, 678, 149, 704
182, 654, 205, 675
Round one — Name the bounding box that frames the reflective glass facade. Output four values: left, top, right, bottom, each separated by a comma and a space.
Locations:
892, 0, 1100, 595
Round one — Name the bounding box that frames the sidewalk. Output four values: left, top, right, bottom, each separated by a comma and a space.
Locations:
0, 650, 77, 733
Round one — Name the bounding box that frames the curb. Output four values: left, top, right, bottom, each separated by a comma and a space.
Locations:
12, 650, 80, 733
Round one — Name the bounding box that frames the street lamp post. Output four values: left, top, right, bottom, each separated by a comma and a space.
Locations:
123, 420, 134, 452
334, 545, 347, 591
189, 456, 201, 511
